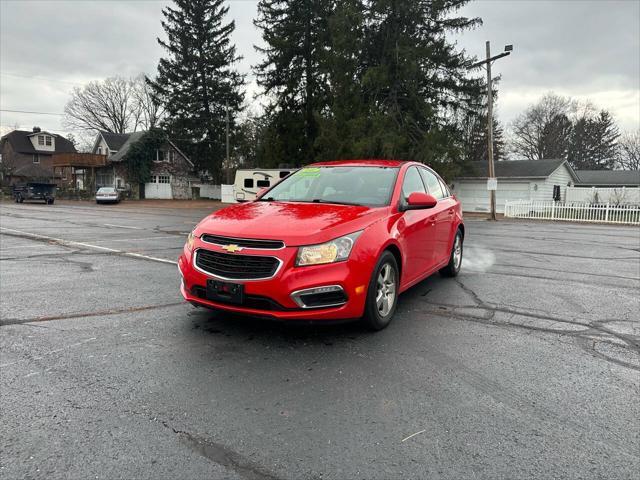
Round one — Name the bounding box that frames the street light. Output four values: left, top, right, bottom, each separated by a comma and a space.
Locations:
470, 42, 513, 221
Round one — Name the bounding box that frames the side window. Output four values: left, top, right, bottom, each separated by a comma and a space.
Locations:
438, 178, 450, 197
244, 178, 254, 188
257, 179, 270, 188
401, 167, 426, 199
419, 168, 445, 199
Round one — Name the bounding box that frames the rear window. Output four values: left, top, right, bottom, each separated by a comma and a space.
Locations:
98, 188, 115, 193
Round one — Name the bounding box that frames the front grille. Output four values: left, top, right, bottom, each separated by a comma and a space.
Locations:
195, 249, 280, 280
201, 234, 284, 250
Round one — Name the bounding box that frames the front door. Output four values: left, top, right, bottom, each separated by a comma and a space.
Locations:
398, 166, 437, 284
419, 168, 455, 265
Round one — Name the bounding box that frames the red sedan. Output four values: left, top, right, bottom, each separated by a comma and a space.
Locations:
178, 160, 464, 330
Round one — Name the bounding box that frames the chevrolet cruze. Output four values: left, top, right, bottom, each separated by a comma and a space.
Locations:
178, 160, 464, 330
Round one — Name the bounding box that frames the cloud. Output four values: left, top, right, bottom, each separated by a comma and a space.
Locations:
1, 0, 638, 137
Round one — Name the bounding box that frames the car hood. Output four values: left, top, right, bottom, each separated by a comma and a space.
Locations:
194, 201, 388, 246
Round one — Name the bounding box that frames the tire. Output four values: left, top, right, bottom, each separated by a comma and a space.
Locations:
362, 251, 400, 331
439, 229, 463, 277
48, 199, 54, 205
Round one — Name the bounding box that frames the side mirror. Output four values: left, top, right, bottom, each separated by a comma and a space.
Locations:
403, 192, 437, 210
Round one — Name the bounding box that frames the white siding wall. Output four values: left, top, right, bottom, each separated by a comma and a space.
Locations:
29, 133, 55, 152
530, 163, 575, 202
93, 137, 110, 155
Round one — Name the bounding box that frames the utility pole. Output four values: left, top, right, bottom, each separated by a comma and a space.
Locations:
485, 41, 496, 220
470, 42, 513, 221
225, 101, 230, 185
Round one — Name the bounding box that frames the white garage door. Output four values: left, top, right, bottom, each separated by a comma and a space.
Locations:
453, 180, 530, 213
145, 174, 172, 199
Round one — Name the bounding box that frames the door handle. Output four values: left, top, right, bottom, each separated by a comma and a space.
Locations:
447, 209, 454, 215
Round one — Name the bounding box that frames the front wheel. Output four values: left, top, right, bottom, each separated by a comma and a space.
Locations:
439, 230, 463, 277
362, 251, 400, 331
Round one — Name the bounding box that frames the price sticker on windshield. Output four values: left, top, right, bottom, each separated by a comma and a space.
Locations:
487, 177, 498, 191
299, 167, 321, 177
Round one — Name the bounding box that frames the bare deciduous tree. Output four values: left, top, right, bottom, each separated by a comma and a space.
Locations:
63, 75, 164, 134
617, 130, 640, 170
509, 93, 576, 160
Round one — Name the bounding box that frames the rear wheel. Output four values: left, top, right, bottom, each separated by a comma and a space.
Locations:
439, 230, 463, 277
362, 251, 399, 331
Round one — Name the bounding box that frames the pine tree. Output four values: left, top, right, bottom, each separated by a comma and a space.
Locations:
358, 0, 484, 178
461, 111, 505, 164
149, 0, 244, 179
568, 110, 619, 170
254, 0, 333, 166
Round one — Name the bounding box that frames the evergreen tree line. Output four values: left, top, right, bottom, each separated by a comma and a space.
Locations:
62, 0, 637, 180
148, 0, 494, 181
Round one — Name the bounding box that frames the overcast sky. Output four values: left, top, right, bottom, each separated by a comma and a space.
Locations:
1, 0, 638, 140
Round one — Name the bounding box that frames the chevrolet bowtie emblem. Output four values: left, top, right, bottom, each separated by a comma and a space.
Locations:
222, 244, 243, 253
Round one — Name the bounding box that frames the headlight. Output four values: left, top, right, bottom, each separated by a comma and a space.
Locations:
186, 231, 196, 251
296, 231, 362, 266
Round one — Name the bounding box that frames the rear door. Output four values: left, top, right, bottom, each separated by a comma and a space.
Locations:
419, 168, 455, 265
399, 167, 437, 283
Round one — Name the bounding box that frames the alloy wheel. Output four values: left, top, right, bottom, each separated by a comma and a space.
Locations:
376, 263, 396, 317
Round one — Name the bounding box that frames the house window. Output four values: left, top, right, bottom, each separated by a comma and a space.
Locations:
33, 154, 40, 164
156, 150, 169, 162
38, 135, 44, 146
45, 136, 52, 146
158, 175, 170, 184
97, 147, 102, 154
257, 180, 270, 188
244, 178, 254, 188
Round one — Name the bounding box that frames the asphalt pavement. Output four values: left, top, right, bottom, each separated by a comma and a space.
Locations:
1, 200, 639, 479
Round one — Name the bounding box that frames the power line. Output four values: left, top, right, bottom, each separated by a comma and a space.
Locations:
0, 109, 64, 116
0, 72, 84, 87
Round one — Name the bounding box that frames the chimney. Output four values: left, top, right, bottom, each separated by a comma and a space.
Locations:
33, 126, 41, 133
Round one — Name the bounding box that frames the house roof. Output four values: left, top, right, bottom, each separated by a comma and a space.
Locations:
457, 159, 573, 180
108, 131, 147, 162
107, 131, 194, 166
0, 130, 77, 155
99, 131, 131, 151
575, 170, 640, 186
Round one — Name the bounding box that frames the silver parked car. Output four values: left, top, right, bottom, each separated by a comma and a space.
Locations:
96, 187, 121, 204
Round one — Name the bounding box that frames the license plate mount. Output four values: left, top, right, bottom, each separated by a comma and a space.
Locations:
206, 279, 245, 304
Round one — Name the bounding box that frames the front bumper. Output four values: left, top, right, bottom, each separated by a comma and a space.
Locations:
178, 243, 371, 321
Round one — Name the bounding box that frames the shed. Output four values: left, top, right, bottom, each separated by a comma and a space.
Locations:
451, 159, 579, 213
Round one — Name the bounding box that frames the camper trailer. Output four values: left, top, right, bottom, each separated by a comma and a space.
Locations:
233, 168, 293, 201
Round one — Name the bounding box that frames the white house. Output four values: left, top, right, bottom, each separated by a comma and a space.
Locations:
451, 159, 579, 213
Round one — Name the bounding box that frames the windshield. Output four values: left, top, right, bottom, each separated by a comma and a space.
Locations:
261, 166, 399, 207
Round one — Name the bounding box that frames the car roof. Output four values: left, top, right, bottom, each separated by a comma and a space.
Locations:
309, 159, 409, 168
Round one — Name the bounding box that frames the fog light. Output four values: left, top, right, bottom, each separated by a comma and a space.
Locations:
290, 285, 347, 309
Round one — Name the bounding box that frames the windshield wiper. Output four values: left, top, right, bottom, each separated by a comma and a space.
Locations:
311, 199, 364, 206
256, 196, 275, 201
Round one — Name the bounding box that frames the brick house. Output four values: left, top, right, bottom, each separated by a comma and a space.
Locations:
0, 127, 77, 186
91, 130, 196, 199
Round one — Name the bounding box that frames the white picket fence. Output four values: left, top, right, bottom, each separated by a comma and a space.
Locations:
565, 186, 640, 205
504, 200, 640, 225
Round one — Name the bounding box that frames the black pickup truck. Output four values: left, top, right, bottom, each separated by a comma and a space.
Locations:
13, 183, 56, 204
